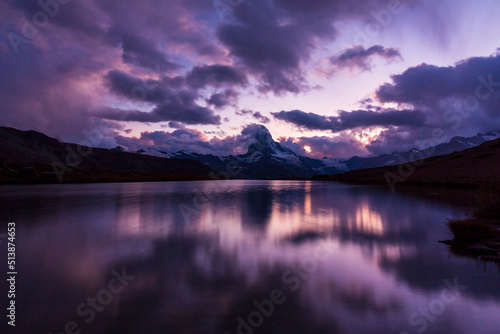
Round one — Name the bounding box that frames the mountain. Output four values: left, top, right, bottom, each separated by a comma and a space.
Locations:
136, 127, 500, 179
2, 125, 499, 183
0, 127, 215, 184
338, 131, 500, 171
314, 137, 500, 188
137, 126, 326, 179
232, 126, 319, 178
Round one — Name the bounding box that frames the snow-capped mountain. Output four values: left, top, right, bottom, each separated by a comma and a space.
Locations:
232, 125, 320, 178
337, 130, 500, 172
136, 147, 175, 158
134, 127, 500, 179
237, 126, 303, 165
134, 125, 325, 178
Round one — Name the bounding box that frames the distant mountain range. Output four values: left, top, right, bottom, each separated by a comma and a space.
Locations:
0, 127, 214, 184
1, 125, 499, 183
133, 125, 500, 179
314, 136, 500, 188
135, 126, 320, 179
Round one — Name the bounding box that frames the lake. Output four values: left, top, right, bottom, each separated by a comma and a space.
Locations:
0, 180, 499, 334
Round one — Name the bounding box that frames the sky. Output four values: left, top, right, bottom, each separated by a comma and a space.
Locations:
2, 0, 500, 158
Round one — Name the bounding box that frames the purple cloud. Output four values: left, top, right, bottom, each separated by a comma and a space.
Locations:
2, 0, 499, 159
186, 64, 248, 89
368, 52, 500, 153
237, 110, 271, 124
279, 135, 367, 159
115, 123, 277, 155
217, 0, 384, 94
329, 45, 402, 71
377, 54, 500, 113
273, 109, 426, 132
206, 89, 239, 109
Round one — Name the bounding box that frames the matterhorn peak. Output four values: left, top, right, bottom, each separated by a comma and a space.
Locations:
254, 125, 275, 146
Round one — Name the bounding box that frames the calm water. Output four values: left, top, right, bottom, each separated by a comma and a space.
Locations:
0, 180, 499, 334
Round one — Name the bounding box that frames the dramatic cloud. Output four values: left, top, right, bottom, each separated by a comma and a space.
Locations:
206, 89, 239, 109
217, 0, 384, 94
236, 110, 271, 124
252, 112, 271, 124
279, 135, 367, 158
106, 66, 245, 104
376, 54, 500, 114
96, 103, 221, 125
369, 52, 500, 153
105, 70, 166, 103
1, 0, 499, 159
186, 65, 248, 89
273, 109, 426, 132
115, 123, 276, 155
100, 69, 221, 124
328, 45, 401, 72
0, 34, 108, 142
118, 31, 180, 72
0, 0, 234, 142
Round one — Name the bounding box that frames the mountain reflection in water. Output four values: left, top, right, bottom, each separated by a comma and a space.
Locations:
0, 181, 499, 334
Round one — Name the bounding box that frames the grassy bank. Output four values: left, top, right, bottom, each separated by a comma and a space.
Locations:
444, 188, 500, 264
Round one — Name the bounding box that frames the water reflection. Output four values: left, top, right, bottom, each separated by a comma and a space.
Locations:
0, 181, 499, 334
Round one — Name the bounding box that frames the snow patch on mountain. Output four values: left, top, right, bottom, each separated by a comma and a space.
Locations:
481, 131, 500, 141
137, 147, 174, 158
320, 157, 349, 172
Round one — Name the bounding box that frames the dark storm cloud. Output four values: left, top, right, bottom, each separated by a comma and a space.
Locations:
273, 109, 426, 132
105, 70, 166, 103
106, 65, 246, 107
153, 101, 221, 125
104, 69, 242, 123
114, 128, 206, 152
97, 0, 227, 64
217, 0, 382, 94
117, 31, 180, 71
0, 28, 108, 142
186, 65, 248, 89
102, 71, 220, 125
206, 89, 239, 109
0, 0, 392, 146
4, 0, 492, 160
329, 45, 402, 71
364, 127, 429, 155
369, 52, 500, 153
279, 135, 367, 158
376, 53, 500, 113
0, 0, 234, 143
114, 123, 274, 155
96, 97, 221, 125
7, 0, 107, 38
105, 66, 246, 124
168, 121, 186, 129
273, 108, 429, 155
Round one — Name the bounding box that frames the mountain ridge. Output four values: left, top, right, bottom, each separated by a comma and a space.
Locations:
1, 125, 499, 183
134, 126, 500, 178
0, 126, 215, 184
313, 136, 500, 188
